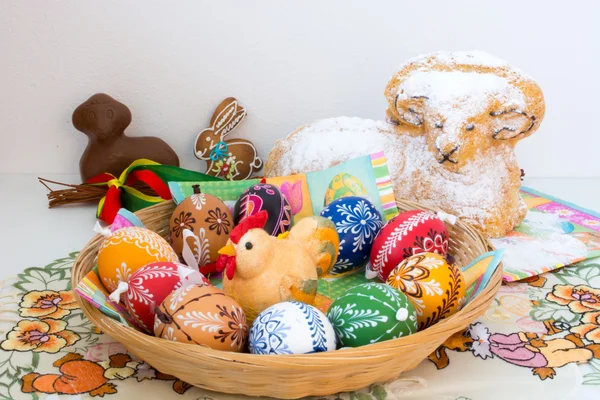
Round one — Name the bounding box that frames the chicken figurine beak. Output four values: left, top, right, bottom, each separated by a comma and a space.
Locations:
216, 242, 237, 280
218, 243, 236, 257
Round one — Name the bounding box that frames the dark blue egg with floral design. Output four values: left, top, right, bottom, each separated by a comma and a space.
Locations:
319, 196, 383, 275
234, 183, 292, 236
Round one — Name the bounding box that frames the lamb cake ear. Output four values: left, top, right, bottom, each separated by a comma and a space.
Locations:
490, 109, 536, 141
393, 92, 425, 127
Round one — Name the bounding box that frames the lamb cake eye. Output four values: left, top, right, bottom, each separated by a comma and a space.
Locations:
465, 123, 475, 131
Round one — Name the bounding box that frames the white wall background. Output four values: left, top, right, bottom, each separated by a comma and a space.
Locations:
1, 0, 598, 178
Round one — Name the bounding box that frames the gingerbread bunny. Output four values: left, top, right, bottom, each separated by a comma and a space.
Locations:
194, 97, 263, 180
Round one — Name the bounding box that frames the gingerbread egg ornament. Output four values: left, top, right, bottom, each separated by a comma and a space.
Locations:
154, 284, 248, 352
98, 226, 179, 292
370, 210, 448, 281
234, 183, 292, 236
170, 186, 233, 267
387, 253, 465, 330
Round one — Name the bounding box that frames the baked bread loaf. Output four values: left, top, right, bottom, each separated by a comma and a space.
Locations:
265, 51, 546, 237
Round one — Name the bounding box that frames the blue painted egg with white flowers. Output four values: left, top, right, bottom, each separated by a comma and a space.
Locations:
320, 196, 383, 275
249, 301, 336, 355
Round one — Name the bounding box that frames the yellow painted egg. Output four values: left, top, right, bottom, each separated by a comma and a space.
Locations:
324, 172, 367, 206
386, 252, 465, 330
98, 226, 178, 292
154, 284, 248, 352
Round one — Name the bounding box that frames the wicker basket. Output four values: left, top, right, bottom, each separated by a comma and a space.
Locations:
72, 199, 502, 399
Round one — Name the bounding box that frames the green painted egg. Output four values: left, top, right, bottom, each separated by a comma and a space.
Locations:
324, 173, 367, 206
326, 283, 417, 347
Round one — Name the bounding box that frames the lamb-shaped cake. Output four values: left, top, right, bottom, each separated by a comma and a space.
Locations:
265, 51, 546, 237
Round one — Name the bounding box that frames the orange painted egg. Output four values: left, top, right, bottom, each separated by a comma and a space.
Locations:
154, 284, 248, 352
386, 252, 465, 330
98, 227, 178, 293
170, 191, 233, 267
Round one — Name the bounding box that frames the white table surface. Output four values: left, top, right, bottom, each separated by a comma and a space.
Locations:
1, 173, 599, 281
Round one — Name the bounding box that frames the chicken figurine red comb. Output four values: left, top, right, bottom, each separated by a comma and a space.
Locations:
230, 210, 268, 244
214, 210, 269, 280
216, 212, 340, 322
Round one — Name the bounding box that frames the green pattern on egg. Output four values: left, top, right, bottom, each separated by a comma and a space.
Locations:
326, 283, 417, 347
324, 173, 367, 206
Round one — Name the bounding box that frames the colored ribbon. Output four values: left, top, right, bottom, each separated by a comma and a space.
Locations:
86, 159, 222, 224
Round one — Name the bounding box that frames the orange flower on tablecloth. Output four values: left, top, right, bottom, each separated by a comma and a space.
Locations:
546, 285, 600, 313
0, 319, 80, 353
519, 275, 547, 288
19, 290, 78, 319
571, 311, 600, 343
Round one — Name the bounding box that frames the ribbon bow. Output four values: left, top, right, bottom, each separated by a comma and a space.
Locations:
209, 141, 229, 162
86, 159, 222, 224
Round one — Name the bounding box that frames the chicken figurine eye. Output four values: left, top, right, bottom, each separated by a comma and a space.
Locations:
245, 242, 253, 250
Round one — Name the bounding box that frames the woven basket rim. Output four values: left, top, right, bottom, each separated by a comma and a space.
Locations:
71, 198, 502, 397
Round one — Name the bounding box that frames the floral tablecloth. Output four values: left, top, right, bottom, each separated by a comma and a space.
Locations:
1, 253, 599, 400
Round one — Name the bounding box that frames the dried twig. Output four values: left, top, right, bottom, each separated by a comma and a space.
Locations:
38, 177, 156, 208
38, 178, 108, 208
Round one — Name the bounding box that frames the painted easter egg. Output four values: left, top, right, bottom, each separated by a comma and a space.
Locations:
98, 227, 178, 293
288, 216, 340, 277
370, 210, 449, 281
326, 283, 417, 347
320, 196, 383, 275
154, 284, 248, 352
249, 301, 336, 354
118, 262, 210, 333
234, 183, 292, 236
169, 189, 233, 267
324, 173, 367, 206
387, 253, 465, 330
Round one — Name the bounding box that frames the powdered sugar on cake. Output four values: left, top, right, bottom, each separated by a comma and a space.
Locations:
402, 50, 528, 77
267, 50, 544, 237
398, 71, 526, 147
271, 117, 510, 222
274, 117, 395, 174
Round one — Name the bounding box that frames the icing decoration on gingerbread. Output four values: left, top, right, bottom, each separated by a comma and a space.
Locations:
194, 97, 263, 180
73, 93, 180, 182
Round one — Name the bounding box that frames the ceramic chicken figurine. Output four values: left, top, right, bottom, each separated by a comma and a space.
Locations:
216, 210, 339, 321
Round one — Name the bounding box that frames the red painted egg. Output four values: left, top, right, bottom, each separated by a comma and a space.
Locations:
121, 262, 209, 333
370, 210, 449, 281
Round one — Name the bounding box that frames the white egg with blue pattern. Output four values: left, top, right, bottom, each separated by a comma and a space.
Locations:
249, 301, 337, 354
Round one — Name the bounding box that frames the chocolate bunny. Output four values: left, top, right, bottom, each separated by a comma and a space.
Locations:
194, 97, 262, 180
73, 93, 180, 181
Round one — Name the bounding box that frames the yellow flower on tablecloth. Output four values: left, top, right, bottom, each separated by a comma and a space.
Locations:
546, 284, 600, 313
571, 311, 600, 343
19, 290, 78, 319
0, 319, 80, 353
